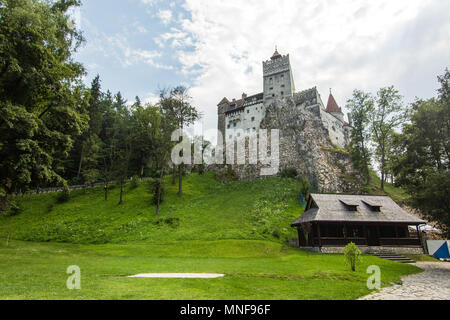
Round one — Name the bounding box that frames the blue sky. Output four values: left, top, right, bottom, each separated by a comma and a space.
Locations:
75, 0, 193, 103
74, 0, 450, 133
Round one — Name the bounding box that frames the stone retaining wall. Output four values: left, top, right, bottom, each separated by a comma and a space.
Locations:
297, 246, 424, 255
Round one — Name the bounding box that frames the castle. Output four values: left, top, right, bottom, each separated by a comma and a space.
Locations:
217, 49, 351, 148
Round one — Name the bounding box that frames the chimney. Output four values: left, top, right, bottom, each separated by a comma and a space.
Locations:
242, 93, 247, 100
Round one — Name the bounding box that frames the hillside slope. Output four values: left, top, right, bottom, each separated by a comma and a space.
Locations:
0, 173, 303, 244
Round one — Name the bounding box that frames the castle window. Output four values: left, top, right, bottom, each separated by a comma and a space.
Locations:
233, 123, 237, 127
281, 84, 285, 88
227, 124, 230, 129
270, 87, 273, 90
247, 110, 249, 114
272, 94, 275, 97
253, 127, 256, 131
251, 117, 255, 121
281, 91, 284, 95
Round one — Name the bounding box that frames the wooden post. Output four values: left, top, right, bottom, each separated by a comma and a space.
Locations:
317, 223, 322, 247
395, 225, 399, 246
416, 225, 423, 248
363, 225, 368, 246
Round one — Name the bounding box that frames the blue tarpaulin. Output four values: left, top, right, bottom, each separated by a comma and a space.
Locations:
433, 241, 450, 259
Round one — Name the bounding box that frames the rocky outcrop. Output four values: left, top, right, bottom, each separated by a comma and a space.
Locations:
228, 98, 361, 192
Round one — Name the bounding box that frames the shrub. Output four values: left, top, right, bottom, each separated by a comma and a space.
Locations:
5, 201, 21, 217
57, 184, 70, 203
215, 165, 238, 183
298, 176, 311, 199
281, 168, 298, 178
129, 175, 139, 190
343, 242, 362, 272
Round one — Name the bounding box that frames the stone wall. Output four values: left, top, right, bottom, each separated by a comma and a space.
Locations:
295, 246, 424, 255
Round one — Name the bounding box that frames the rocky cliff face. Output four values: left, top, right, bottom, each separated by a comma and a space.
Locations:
229, 98, 361, 193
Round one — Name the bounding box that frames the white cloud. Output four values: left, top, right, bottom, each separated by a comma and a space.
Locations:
158, 9, 173, 25
157, 0, 449, 132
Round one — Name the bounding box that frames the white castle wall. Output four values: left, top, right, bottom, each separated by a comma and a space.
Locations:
225, 102, 265, 140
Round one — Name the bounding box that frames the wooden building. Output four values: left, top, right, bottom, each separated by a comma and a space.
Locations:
291, 194, 425, 253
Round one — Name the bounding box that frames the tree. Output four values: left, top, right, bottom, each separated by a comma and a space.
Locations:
69, 75, 104, 184
111, 92, 132, 205
372, 86, 406, 190
343, 242, 362, 272
390, 70, 450, 236
159, 86, 201, 196
0, 0, 88, 210
346, 90, 375, 184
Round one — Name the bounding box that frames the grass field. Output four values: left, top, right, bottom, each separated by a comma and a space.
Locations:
0, 172, 423, 300
0, 240, 421, 300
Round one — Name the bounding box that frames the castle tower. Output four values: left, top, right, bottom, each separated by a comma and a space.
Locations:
262, 48, 295, 106
325, 91, 344, 122
217, 97, 229, 137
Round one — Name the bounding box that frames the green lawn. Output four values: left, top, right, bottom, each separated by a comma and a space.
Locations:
0, 173, 422, 300
0, 240, 421, 300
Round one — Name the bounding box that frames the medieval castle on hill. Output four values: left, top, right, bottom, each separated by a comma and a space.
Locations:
217, 49, 352, 148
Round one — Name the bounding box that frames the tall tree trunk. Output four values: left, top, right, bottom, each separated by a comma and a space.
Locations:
178, 164, 183, 196
172, 165, 176, 185
140, 165, 144, 178
77, 145, 84, 180
156, 183, 160, 216
119, 180, 123, 204
1, 194, 8, 212
104, 184, 108, 201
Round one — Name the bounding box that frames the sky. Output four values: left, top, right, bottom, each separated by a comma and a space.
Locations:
74, 0, 450, 136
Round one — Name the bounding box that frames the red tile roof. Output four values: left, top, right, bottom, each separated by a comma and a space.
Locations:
217, 97, 229, 106
326, 93, 342, 114
271, 49, 281, 60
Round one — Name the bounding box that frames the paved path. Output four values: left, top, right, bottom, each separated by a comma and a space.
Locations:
361, 262, 450, 300
128, 273, 225, 279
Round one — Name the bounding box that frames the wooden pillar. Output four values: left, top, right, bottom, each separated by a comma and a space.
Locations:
317, 223, 322, 247
363, 225, 368, 245
395, 225, 399, 246
377, 225, 381, 246
416, 225, 423, 248
343, 223, 347, 244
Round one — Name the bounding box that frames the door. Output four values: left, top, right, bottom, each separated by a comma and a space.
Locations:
367, 226, 380, 246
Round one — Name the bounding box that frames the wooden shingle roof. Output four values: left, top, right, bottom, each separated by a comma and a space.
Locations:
292, 194, 425, 226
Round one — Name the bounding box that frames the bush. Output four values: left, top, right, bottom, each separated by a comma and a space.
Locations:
298, 176, 311, 199
57, 184, 70, 203
154, 217, 180, 228
215, 165, 238, 183
281, 168, 298, 179
4, 200, 21, 217
343, 242, 362, 272
129, 175, 139, 190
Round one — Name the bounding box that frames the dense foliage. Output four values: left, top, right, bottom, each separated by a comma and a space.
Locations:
347, 71, 449, 235
0, 0, 200, 213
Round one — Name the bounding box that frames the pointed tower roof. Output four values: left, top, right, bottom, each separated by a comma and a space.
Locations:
326, 91, 342, 114
217, 97, 229, 106
271, 47, 282, 60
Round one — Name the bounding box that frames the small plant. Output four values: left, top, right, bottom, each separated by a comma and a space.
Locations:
343, 242, 362, 272
281, 167, 298, 178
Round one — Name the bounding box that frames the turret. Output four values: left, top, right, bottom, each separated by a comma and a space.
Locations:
262, 48, 295, 106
